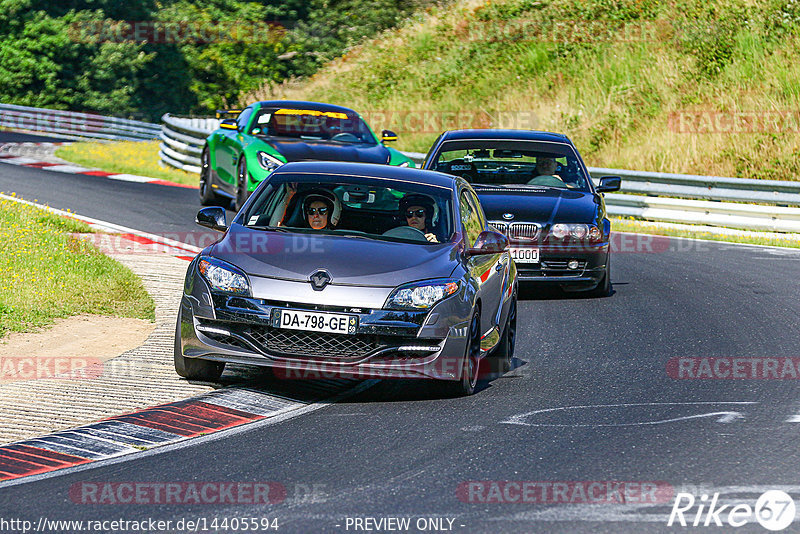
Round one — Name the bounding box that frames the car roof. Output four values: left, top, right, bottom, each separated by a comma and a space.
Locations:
272, 161, 460, 189
253, 100, 358, 115
438, 129, 572, 144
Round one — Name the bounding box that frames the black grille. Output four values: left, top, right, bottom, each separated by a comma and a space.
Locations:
509, 223, 541, 240
516, 259, 587, 277
246, 326, 386, 360
542, 260, 586, 271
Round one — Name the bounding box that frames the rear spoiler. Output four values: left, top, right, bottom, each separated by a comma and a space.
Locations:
215, 109, 243, 119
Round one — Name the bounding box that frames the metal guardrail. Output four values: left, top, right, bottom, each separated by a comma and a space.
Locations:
159, 114, 218, 174
0, 103, 160, 142
158, 114, 800, 233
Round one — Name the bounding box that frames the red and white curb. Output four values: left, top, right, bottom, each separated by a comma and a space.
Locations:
0, 143, 197, 190
0, 193, 201, 261
0, 380, 374, 484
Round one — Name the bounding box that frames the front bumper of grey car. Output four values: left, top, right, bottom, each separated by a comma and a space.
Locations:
177, 265, 478, 381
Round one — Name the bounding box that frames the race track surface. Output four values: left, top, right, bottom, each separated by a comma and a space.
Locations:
1, 160, 799, 533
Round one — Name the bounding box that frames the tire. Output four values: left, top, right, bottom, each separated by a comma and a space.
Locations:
173, 311, 225, 381
441, 311, 481, 397
199, 145, 220, 206
492, 293, 517, 373
587, 254, 611, 298
234, 157, 251, 212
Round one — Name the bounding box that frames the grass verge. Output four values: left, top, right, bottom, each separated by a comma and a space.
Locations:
611, 217, 800, 249
262, 0, 800, 181
55, 140, 198, 186
0, 194, 155, 338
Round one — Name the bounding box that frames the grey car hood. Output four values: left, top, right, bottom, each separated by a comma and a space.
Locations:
210, 226, 459, 287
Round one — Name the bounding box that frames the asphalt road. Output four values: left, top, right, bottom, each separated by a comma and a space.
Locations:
2, 159, 800, 533
0, 130, 76, 143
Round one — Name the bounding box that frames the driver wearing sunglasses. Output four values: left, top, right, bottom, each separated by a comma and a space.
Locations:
303, 193, 335, 230
399, 194, 438, 243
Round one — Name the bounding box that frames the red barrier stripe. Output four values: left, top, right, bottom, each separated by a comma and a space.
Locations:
80, 170, 114, 177
8, 444, 90, 464
149, 180, 198, 189
23, 162, 59, 168
0, 445, 90, 481
116, 233, 197, 255
176, 255, 194, 261
115, 401, 261, 437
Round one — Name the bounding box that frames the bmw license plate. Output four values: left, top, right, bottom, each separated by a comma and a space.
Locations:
272, 309, 357, 335
509, 247, 539, 263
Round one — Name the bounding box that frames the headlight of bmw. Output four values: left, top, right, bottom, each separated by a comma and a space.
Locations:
548, 223, 602, 241
385, 279, 460, 310
197, 257, 251, 296
257, 151, 285, 173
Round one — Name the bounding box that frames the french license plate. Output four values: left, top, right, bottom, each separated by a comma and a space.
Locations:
509, 247, 540, 263
271, 309, 357, 335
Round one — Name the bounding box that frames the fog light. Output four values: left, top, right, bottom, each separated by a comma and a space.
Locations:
568, 260, 580, 270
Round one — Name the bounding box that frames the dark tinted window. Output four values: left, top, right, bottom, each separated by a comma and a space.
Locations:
434, 140, 591, 191
240, 174, 454, 245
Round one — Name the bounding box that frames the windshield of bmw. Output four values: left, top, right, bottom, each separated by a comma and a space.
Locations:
240, 174, 454, 244
248, 108, 378, 145
432, 140, 592, 191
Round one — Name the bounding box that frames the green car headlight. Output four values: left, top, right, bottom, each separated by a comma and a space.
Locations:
257, 151, 285, 173
198, 257, 250, 295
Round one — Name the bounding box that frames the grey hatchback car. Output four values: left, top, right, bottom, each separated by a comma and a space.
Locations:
175, 161, 518, 395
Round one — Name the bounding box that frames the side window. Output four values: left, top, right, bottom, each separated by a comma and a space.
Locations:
459, 191, 482, 247
236, 108, 253, 131
466, 191, 486, 229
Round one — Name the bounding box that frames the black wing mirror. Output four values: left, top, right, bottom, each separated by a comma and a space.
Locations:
220, 118, 238, 131
596, 176, 622, 193
381, 129, 398, 143
196, 207, 227, 232
467, 230, 508, 256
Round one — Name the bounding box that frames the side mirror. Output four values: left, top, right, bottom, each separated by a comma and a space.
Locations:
220, 119, 238, 131
596, 176, 621, 193
381, 129, 398, 143
467, 230, 508, 256
196, 207, 227, 232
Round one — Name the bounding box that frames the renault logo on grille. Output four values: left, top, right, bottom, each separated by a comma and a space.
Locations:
309, 270, 331, 291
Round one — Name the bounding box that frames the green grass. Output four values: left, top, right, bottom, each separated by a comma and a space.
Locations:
55, 140, 198, 186
611, 217, 800, 249
262, 0, 800, 181
0, 195, 155, 338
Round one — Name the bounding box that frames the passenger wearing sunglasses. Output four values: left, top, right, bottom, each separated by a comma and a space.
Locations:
399, 194, 438, 243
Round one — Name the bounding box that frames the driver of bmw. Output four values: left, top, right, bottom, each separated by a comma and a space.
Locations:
399, 194, 439, 243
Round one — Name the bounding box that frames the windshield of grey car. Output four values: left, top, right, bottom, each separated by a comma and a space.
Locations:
240, 175, 454, 244
248, 108, 378, 145
433, 141, 591, 191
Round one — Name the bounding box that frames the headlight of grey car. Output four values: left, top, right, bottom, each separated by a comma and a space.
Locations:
385, 279, 460, 310
257, 151, 285, 173
198, 257, 251, 296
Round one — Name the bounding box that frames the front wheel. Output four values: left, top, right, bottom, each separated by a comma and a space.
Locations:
199, 145, 220, 206
587, 254, 611, 298
174, 312, 225, 381
492, 293, 517, 373
234, 157, 251, 212
440, 311, 481, 397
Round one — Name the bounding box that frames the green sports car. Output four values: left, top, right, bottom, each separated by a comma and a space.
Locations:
199, 100, 415, 210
